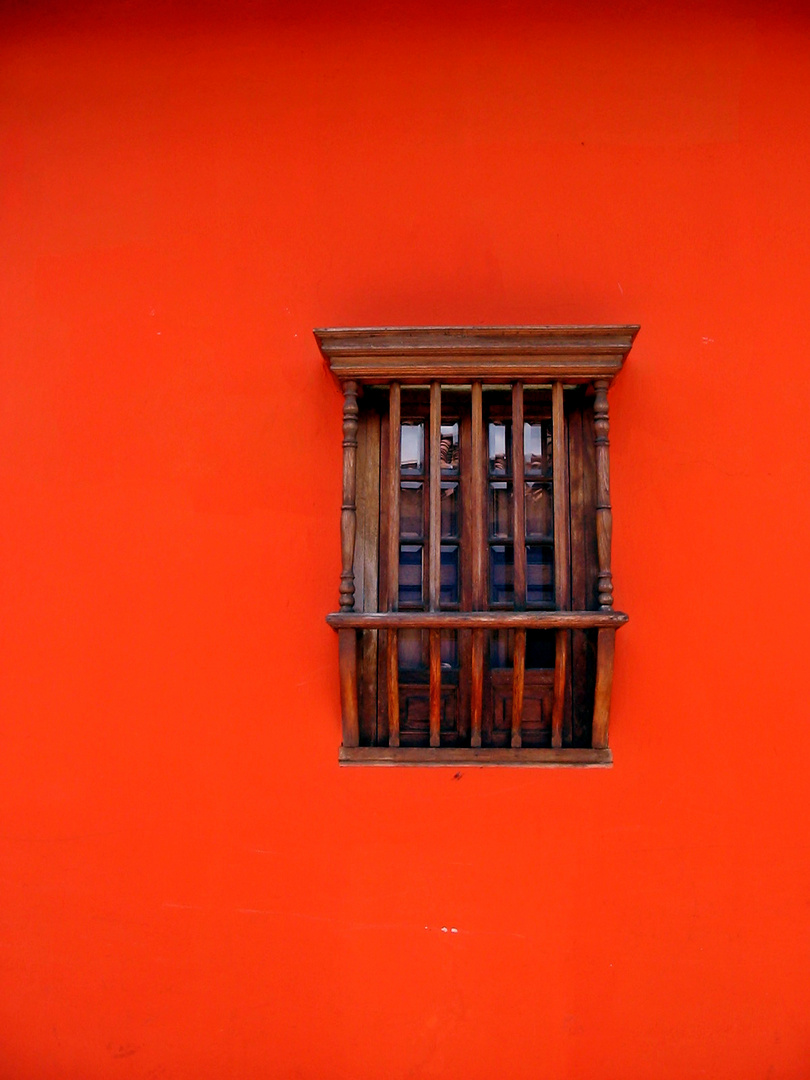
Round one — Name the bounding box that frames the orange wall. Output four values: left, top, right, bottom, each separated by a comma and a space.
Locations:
2, 3, 809, 1077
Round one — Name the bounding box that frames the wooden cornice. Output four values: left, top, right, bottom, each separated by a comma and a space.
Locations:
314, 325, 639, 385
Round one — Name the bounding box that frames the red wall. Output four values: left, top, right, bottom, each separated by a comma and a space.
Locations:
2, 3, 809, 1077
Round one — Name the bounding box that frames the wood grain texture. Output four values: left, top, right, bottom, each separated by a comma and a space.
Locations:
355, 410, 380, 745
338, 628, 359, 748
551, 629, 567, 748
429, 629, 441, 747
386, 382, 401, 613
511, 629, 525, 748
471, 629, 484, 748
552, 381, 571, 612
340, 381, 359, 611
512, 382, 526, 608
429, 381, 441, 612
592, 627, 615, 748
315, 326, 639, 385
471, 381, 485, 609
594, 379, 613, 610
328, 610, 628, 629
387, 628, 400, 747
339, 746, 613, 767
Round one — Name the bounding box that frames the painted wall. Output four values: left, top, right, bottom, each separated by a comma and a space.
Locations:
2, 3, 809, 1077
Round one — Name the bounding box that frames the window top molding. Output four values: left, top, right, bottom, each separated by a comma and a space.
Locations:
315, 324, 639, 385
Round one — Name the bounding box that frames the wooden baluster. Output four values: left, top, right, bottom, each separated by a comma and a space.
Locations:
470, 380, 484, 748
594, 379, 613, 610
340, 381, 359, 611
387, 382, 401, 747
339, 629, 359, 748
592, 628, 615, 749
511, 382, 526, 748
551, 381, 570, 749
428, 381, 441, 748
512, 629, 525, 749
593, 379, 615, 748
338, 380, 360, 747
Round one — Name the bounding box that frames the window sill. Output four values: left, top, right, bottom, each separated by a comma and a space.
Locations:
339, 747, 612, 767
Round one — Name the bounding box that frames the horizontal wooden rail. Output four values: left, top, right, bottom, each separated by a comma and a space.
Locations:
327, 610, 628, 631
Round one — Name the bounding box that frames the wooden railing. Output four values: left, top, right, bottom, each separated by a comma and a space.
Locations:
327, 610, 627, 763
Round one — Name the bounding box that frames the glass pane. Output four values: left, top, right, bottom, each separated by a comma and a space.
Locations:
398, 629, 424, 671
400, 482, 423, 538
490, 544, 514, 605
489, 482, 512, 539
440, 545, 459, 605
525, 421, 552, 476
440, 423, 459, 472
398, 545, 423, 606
526, 544, 554, 605
488, 422, 511, 475
440, 631, 458, 669
401, 422, 424, 473
525, 482, 552, 539
441, 482, 459, 538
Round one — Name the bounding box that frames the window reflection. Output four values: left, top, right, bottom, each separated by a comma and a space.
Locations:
440, 424, 459, 472
401, 423, 424, 473
524, 421, 552, 476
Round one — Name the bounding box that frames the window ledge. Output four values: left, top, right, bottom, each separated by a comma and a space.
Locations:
339, 747, 612, 767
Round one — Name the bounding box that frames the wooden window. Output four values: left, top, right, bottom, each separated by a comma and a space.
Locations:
316, 326, 638, 766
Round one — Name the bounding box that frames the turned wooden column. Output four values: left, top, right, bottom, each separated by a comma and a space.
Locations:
339, 381, 360, 611
593, 379, 613, 610
592, 378, 614, 750
338, 380, 360, 747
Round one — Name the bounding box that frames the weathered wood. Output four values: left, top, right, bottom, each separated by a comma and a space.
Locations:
512, 382, 526, 608
429, 629, 441, 747
315, 325, 639, 385
567, 401, 589, 745
386, 382, 401, 613
471, 381, 485, 609
355, 410, 380, 745
552, 381, 571, 612
552, 381, 571, 748
328, 610, 628, 630
387, 628, 400, 747
338, 628, 359, 748
592, 627, 615, 748
429, 381, 441, 612
340, 381, 359, 611
594, 379, 613, 610
551, 629, 567, 748
511, 629, 526, 748
339, 746, 613, 767
471, 629, 484, 748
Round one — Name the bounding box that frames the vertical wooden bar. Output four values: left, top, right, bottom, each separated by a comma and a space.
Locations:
428, 381, 441, 746
470, 381, 484, 747
387, 628, 399, 747
511, 382, 526, 748
387, 383, 401, 747
338, 381, 360, 747
339, 629, 359, 748
512, 382, 526, 607
511, 629, 525, 748
594, 379, 613, 610
429, 381, 441, 611
551, 381, 570, 748
592, 628, 615, 748
429, 630, 441, 747
340, 381, 360, 611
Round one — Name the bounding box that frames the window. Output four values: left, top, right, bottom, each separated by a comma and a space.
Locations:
317, 326, 638, 766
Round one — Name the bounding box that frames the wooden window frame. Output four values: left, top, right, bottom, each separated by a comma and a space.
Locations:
316, 325, 638, 767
